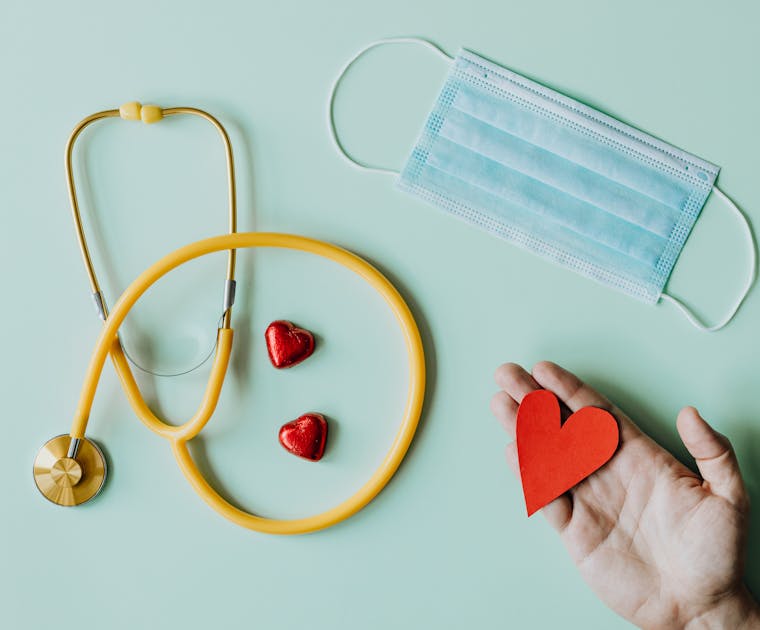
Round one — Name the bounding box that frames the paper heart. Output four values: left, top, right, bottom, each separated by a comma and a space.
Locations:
265, 320, 315, 368
516, 390, 619, 516
279, 413, 328, 461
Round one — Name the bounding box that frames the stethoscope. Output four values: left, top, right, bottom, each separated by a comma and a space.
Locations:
33, 102, 426, 534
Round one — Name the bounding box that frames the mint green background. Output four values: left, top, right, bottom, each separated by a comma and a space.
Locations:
1, 1, 758, 628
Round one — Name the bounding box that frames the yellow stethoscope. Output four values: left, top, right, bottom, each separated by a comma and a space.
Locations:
33, 102, 426, 534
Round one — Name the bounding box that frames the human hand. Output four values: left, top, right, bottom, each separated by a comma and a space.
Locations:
490, 361, 760, 629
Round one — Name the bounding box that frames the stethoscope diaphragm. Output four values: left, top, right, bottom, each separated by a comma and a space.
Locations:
33, 435, 106, 506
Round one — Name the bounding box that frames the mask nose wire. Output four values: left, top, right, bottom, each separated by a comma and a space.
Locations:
661, 185, 757, 332
327, 37, 453, 175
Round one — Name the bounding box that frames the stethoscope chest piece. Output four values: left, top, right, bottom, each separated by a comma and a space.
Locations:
33, 435, 106, 506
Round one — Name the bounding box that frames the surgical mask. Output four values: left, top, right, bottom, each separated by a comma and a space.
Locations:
328, 38, 756, 331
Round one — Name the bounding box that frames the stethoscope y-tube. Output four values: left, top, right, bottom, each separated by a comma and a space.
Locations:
64, 232, 425, 534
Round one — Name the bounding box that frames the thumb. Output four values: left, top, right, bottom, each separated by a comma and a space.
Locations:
676, 406, 748, 508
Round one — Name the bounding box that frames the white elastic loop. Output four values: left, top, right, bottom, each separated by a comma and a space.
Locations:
328, 37, 453, 175
661, 185, 757, 332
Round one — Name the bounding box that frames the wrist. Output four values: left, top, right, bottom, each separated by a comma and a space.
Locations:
684, 587, 760, 630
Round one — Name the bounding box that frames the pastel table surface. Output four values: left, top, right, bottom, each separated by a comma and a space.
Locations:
2, 1, 758, 628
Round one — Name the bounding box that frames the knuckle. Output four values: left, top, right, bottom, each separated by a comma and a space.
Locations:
531, 360, 556, 377
494, 362, 521, 385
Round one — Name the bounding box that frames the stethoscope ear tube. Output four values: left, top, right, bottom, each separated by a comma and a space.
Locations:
65, 103, 238, 375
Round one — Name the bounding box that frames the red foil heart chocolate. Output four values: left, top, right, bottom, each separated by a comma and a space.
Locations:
265, 320, 315, 368
517, 390, 619, 516
279, 413, 328, 461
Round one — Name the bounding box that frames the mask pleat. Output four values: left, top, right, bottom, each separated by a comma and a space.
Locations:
453, 84, 693, 212
416, 164, 655, 290
425, 136, 665, 266
440, 107, 680, 239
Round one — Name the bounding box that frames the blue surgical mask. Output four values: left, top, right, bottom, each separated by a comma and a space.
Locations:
329, 38, 756, 331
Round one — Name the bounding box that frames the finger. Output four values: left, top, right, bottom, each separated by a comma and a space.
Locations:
676, 406, 748, 509
531, 361, 615, 412
531, 361, 641, 442
505, 441, 519, 474
506, 442, 573, 532
494, 363, 541, 403
542, 494, 573, 533
490, 391, 518, 436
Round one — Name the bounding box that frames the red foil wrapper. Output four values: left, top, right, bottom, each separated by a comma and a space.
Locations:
265, 320, 316, 369
279, 413, 328, 461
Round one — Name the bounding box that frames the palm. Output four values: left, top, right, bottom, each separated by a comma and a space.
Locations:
564, 430, 745, 626
491, 361, 751, 629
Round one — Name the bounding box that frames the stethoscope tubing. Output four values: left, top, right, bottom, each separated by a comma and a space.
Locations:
70, 232, 426, 534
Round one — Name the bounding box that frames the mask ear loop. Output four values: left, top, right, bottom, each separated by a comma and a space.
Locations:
328, 37, 453, 175
661, 186, 757, 332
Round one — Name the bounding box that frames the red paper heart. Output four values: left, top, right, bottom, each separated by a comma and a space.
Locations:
265, 320, 315, 368
279, 413, 328, 461
516, 390, 619, 516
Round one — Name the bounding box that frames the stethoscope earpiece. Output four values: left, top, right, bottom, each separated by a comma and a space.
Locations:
33, 435, 106, 507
